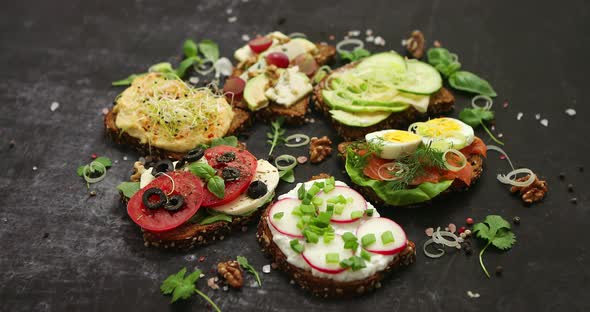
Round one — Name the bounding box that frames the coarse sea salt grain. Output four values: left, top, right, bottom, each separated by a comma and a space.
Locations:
228, 16, 237, 23
467, 290, 481, 298
366, 29, 373, 36
348, 30, 360, 37
517, 112, 523, 120
540, 119, 549, 127
565, 108, 576, 116
50, 101, 60, 111
262, 264, 271, 273
241, 34, 250, 41
535, 113, 541, 120
366, 36, 375, 42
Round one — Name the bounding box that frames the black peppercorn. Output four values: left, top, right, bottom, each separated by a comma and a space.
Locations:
571, 197, 578, 204
495, 265, 504, 275
559, 172, 565, 180
567, 184, 574, 192
513, 216, 521, 225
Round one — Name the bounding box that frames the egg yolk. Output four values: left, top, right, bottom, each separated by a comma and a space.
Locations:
419, 118, 461, 137
383, 131, 421, 143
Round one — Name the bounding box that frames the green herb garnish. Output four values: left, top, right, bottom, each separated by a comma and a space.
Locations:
340, 48, 371, 63
273, 212, 284, 220
459, 106, 504, 145
361, 233, 376, 247
209, 136, 238, 147
198, 214, 232, 225
381, 230, 394, 245
350, 210, 363, 220
160, 268, 220, 311
236, 256, 261, 287
290, 239, 304, 253
339, 256, 366, 271
278, 168, 295, 183
365, 208, 374, 217
77, 156, 113, 188
198, 39, 220, 62
360, 249, 371, 261
325, 253, 340, 264
473, 215, 516, 278
266, 117, 285, 156
189, 162, 225, 198
116, 181, 140, 198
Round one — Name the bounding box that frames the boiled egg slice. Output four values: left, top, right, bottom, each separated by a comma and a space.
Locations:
411, 117, 474, 151
365, 129, 422, 160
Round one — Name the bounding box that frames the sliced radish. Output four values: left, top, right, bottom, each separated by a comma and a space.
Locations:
356, 218, 407, 256
316, 186, 366, 223
302, 235, 353, 274
268, 198, 303, 238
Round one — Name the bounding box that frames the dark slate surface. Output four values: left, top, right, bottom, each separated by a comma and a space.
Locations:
1, 0, 588, 311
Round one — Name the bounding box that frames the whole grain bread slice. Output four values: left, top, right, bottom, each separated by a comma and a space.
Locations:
313, 61, 455, 141
337, 142, 485, 208
228, 43, 336, 126
257, 211, 416, 298
104, 107, 251, 160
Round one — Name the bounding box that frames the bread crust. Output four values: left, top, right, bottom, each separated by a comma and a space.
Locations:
256, 211, 416, 298
312, 61, 455, 141
337, 142, 485, 208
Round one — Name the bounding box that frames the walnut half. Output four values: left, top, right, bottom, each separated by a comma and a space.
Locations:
130, 161, 145, 182
404, 30, 425, 59
309, 136, 333, 164
217, 260, 243, 289
510, 175, 548, 204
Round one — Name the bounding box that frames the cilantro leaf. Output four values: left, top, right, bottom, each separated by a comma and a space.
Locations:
93, 156, 112, 168
237, 256, 262, 286
160, 268, 189, 295
458, 108, 494, 128
160, 268, 220, 311
473, 215, 516, 278
76, 165, 86, 177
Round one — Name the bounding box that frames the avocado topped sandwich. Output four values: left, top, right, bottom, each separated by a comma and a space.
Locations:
314, 51, 455, 140
339, 118, 487, 207
224, 31, 336, 125
105, 73, 250, 159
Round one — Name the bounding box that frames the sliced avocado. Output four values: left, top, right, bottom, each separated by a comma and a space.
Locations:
329, 109, 391, 127
356, 51, 407, 74
244, 74, 270, 111
322, 90, 409, 113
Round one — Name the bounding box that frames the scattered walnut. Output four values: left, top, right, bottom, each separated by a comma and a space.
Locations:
130, 161, 145, 182
309, 136, 333, 164
510, 175, 548, 204
265, 64, 281, 82
217, 260, 243, 289
310, 173, 331, 181
404, 30, 425, 59
433, 40, 442, 48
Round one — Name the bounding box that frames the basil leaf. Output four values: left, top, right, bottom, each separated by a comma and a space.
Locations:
210, 136, 238, 147
207, 176, 225, 199
93, 156, 112, 168
449, 71, 497, 97
189, 162, 216, 179
427, 48, 461, 77
459, 108, 495, 127
112, 74, 142, 86
176, 56, 201, 78
117, 182, 141, 198
183, 39, 198, 58
279, 169, 295, 183
198, 214, 232, 225
148, 62, 175, 74
198, 39, 219, 61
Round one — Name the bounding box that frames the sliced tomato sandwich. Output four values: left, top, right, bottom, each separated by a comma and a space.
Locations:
257, 177, 416, 297
313, 51, 455, 140
339, 117, 487, 207
224, 31, 336, 125
118, 141, 280, 249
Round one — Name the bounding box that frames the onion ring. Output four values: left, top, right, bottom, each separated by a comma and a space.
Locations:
497, 168, 536, 187
284, 134, 310, 147
274, 155, 297, 171
486, 145, 515, 171
433, 227, 462, 248
471, 95, 493, 110
83, 162, 107, 184
423, 238, 445, 258
377, 162, 408, 181
443, 149, 467, 172
336, 38, 364, 54
194, 59, 215, 75
288, 32, 307, 39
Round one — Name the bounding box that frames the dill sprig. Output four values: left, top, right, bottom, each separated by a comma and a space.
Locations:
266, 117, 286, 156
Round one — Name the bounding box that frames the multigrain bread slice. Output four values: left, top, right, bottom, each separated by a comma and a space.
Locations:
313, 61, 455, 141
337, 142, 485, 208
257, 213, 416, 298
228, 43, 336, 126
104, 107, 250, 160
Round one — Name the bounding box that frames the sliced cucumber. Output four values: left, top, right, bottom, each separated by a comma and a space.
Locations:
396, 60, 442, 95
322, 90, 409, 113
356, 52, 407, 74
329, 109, 391, 127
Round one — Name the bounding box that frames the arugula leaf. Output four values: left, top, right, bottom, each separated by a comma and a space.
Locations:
199, 213, 232, 225
473, 215, 516, 278
266, 117, 285, 156
458, 108, 494, 127
160, 268, 220, 311
427, 48, 461, 77
189, 162, 216, 179
112, 74, 142, 86
176, 56, 200, 78
93, 156, 112, 168
449, 71, 497, 97
236, 256, 262, 286
198, 39, 219, 61
207, 176, 225, 199
183, 39, 198, 57
279, 168, 295, 183
210, 136, 238, 147
340, 48, 371, 63
117, 182, 140, 198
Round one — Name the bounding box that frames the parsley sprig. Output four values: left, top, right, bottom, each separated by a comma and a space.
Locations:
473, 215, 516, 278
236, 256, 261, 287
160, 267, 220, 311
266, 117, 286, 156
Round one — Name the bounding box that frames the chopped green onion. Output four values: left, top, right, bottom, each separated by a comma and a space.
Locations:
381, 231, 395, 245
307, 184, 321, 197
297, 184, 306, 200
361, 234, 376, 247
301, 204, 316, 214
323, 231, 335, 244
344, 240, 359, 251
342, 232, 356, 242
303, 230, 319, 243
350, 210, 363, 220
339, 256, 366, 271
361, 249, 371, 261
312, 197, 323, 207
301, 215, 312, 224
284, 134, 311, 147
328, 195, 347, 204
324, 177, 335, 193
334, 203, 345, 215
316, 212, 332, 227
313, 181, 325, 189
290, 240, 304, 253
291, 206, 302, 217
325, 253, 340, 264
366, 209, 374, 217
326, 203, 334, 213
273, 212, 284, 220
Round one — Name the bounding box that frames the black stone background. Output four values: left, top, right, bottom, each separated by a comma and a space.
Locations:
1, 0, 588, 311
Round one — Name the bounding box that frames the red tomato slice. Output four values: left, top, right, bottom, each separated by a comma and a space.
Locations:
127, 171, 204, 232
461, 137, 487, 158
201, 145, 258, 207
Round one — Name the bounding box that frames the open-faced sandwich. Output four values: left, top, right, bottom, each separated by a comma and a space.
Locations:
257, 177, 415, 297
105, 73, 250, 159
339, 117, 487, 207
313, 51, 455, 140
223, 31, 336, 125
118, 140, 279, 249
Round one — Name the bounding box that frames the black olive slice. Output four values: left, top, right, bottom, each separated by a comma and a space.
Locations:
164, 194, 185, 211
151, 159, 174, 176
247, 181, 267, 199
216, 151, 236, 163
142, 187, 167, 210
184, 147, 205, 162
222, 167, 241, 182
174, 159, 186, 170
